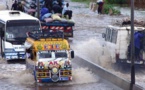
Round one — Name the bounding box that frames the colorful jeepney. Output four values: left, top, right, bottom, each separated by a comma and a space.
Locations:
24, 30, 74, 82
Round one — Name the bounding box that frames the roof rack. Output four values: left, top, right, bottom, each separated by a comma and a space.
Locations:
27, 30, 64, 40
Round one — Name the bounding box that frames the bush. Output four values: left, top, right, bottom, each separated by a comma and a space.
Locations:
103, 4, 120, 15
105, 0, 127, 4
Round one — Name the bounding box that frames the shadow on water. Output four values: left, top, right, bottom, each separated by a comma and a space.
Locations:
34, 83, 73, 90
112, 62, 145, 74
7, 59, 26, 64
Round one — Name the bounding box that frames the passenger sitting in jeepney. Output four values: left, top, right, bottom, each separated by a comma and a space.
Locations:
29, 1, 37, 16
40, 7, 50, 20
52, 1, 62, 15
62, 2, 72, 19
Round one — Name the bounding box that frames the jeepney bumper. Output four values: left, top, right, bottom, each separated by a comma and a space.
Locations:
36, 76, 72, 83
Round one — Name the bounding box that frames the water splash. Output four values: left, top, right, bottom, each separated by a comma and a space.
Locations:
9, 68, 98, 85
72, 38, 113, 68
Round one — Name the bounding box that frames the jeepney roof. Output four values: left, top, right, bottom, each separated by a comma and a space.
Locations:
27, 38, 70, 51
25, 30, 70, 51
107, 25, 145, 31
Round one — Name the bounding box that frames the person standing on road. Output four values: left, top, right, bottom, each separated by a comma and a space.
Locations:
97, 0, 104, 14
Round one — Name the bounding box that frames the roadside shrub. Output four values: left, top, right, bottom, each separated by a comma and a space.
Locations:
71, 0, 121, 15
106, 0, 127, 4
103, 4, 121, 15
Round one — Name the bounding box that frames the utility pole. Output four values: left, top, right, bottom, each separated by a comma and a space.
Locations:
37, 0, 40, 19
130, 0, 135, 89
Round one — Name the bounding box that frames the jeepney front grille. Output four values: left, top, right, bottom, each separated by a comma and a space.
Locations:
60, 70, 72, 76
36, 69, 51, 78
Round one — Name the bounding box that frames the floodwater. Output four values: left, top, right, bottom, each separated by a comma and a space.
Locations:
0, 60, 122, 90
0, 0, 145, 90
70, 2, 145, 89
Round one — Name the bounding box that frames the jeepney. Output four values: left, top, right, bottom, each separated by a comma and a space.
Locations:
24, 30, 74, 82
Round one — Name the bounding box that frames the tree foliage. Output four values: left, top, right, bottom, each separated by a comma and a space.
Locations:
105, 0, 127, 4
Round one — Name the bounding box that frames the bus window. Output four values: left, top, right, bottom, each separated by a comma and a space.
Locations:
6, 20, 40, 40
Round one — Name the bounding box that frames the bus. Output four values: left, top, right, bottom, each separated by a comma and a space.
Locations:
0, 10, 41, 60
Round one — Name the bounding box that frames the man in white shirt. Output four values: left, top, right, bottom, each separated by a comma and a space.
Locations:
97, 0, 103, 3
62, 2, 72, 19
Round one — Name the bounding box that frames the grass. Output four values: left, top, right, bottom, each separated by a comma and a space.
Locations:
71, 0, 90, 4
71, 0, 121, 15
71, 0, 90, 8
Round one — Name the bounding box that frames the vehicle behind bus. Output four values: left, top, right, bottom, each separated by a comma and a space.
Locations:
0, 10, 41, 60
102, 25, 145, 65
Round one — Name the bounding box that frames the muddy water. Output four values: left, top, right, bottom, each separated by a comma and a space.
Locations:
0, 0, 145, 90
0, 1, 116, 90
70, 2, 145, 89
0, 60, 121, 90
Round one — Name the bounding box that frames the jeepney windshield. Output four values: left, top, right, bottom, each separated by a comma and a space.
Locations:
38, 51, 52, 59
6, 20, 40, 40
55, 51, 67, 58
38, 50, 68, 59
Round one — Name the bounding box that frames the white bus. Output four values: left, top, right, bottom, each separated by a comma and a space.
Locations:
0, 10, 41, 60
103, 25, 145, 65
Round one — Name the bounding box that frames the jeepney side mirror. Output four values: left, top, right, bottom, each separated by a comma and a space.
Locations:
70, 50, 74, 59
102, 33, 106, 38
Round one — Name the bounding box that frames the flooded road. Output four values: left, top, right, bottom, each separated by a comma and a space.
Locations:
0, 0, 145, 90
70, 1, 145, 89
0, 59, 122, 90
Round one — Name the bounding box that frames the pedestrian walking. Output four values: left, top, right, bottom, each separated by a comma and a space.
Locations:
97, 0, 104, 14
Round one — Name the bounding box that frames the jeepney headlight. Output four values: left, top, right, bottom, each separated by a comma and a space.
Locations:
52, 74, 59, 82
38, 62, 44, 69
64, 61, 71, 68
52, 67, 59, 74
